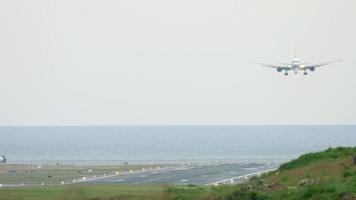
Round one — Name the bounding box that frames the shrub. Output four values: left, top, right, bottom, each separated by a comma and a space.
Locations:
218, 191, 268, 200
300, 185, 316, 199
342, 168, 352, 178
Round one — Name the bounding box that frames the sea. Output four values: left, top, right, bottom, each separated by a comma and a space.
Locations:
0, 125, 355, 165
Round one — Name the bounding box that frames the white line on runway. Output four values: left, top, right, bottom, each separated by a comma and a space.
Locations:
132, 173, 180, 184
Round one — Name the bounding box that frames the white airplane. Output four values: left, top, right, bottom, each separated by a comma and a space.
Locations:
252, 49, 341, 76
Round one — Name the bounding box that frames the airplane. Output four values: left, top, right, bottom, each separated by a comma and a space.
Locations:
251, 48, 341, 76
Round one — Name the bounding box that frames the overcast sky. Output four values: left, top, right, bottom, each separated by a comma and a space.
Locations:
0, 0, 355, 125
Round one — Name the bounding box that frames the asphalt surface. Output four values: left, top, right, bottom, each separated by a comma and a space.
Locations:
85, 163, 273, 185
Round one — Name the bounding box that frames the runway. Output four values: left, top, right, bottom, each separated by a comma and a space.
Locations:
84, 163, 275, 185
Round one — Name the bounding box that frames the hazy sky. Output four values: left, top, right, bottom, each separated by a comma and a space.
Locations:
0, 0, 355, 125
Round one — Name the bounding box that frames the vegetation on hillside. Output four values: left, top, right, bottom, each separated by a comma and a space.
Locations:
196, 146, 356, 200
279, 147, 356, 170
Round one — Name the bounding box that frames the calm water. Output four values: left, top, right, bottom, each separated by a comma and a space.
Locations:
0, 126, 355, 162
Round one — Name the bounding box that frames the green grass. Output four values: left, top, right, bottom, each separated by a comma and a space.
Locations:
0, 185, 208, 200
0, 185, 167, 200
279, 147, 356, 170
166, 184, 206, 200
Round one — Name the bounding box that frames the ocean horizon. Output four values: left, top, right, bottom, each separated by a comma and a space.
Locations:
1, 125, 355, 164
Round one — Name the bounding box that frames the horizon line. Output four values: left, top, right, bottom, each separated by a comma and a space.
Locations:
0, 124, 355, 127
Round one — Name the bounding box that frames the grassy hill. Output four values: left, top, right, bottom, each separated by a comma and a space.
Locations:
198, 147, 356, 200
1, 147, 355, 200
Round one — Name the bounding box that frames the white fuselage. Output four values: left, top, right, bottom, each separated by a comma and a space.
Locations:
290, 58, 301, 70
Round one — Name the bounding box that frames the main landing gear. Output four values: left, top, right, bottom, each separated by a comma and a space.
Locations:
284, 72, 288, 76
303, 71, 308, 75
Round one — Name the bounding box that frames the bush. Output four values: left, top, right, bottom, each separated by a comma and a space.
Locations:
342, 168, 352, 178
218, 191, 268, 200
300, 185, 316, 199
186, 184, 196, 188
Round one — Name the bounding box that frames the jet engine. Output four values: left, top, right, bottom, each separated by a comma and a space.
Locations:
277, 68, 282, 72
309, 67, 315, 71
0, 155, 6, 163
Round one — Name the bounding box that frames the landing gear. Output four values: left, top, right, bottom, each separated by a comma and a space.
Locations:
303, 71, 307, 75
284, 72, 288, 76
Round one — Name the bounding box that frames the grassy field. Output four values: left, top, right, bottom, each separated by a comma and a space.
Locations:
0, 185, 169, 200
0, 147, 355, 200
0, 184, 210, 200
0, 184, 208, 200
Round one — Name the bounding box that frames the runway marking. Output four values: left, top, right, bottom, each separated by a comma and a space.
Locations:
132, 174, 180, 184
243, 167, 259, 170
132, 177, 162, 184
171, 167, 192, 171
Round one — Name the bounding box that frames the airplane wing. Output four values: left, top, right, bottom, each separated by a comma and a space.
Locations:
250, 62, 290, 70
302, 60, 341, 69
